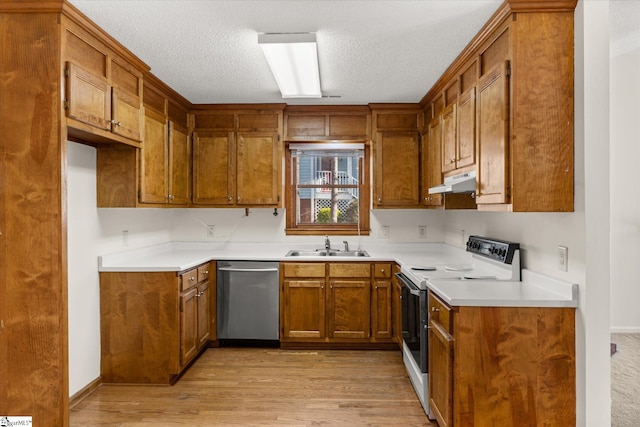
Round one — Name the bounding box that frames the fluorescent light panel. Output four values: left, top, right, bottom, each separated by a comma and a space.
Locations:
258, 33, 321, 98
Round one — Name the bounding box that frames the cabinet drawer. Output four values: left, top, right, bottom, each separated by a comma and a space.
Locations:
197, 264, 211, 282
374, 263, 392, 278
428, 292, 453, 333
180, 268, 198, 291
329, 263, 370, 278
283, 263, 325, 278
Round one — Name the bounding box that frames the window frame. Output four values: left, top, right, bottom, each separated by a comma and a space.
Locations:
284, 141, 370, 236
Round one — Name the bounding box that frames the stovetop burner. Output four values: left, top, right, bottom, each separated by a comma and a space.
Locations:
401, 236, 521, 290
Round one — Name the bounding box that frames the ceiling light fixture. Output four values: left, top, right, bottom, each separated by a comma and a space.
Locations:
258, 33, 321, 98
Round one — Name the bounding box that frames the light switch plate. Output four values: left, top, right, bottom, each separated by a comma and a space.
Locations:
379, 225, 390, 239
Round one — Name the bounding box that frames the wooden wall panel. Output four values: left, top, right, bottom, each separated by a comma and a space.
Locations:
0, 11, 69, 426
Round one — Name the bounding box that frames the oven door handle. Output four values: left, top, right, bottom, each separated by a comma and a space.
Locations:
395, 272, 422, 296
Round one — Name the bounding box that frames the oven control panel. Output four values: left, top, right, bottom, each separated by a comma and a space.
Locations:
466, 236, 520, 264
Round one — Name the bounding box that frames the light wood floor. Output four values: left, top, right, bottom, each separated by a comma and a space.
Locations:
70, 347, 434, 426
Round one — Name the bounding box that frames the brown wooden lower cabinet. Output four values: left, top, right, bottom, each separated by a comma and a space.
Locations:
427, 292, 576, 426
100, 262, 213, 384
280, 261, 397, 347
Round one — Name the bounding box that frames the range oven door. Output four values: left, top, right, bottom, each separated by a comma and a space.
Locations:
396, 272, 428, 373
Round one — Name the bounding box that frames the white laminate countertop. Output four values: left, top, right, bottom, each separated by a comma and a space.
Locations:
98, 241, 468, 272
426, 269, 578, 308
98, 241, 578, 308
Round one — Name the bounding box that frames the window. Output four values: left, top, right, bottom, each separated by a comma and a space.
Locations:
285, 142, 370, 235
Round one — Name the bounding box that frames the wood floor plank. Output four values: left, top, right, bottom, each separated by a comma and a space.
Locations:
70, 348, 433, 426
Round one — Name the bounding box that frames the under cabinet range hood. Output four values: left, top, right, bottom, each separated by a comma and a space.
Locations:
428, 170, 477, 194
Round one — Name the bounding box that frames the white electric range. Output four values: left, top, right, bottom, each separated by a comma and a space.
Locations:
396, 236, 521, 418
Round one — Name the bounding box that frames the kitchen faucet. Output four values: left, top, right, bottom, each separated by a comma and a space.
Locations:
324, 235, 331, 251
343, 241, 349, 252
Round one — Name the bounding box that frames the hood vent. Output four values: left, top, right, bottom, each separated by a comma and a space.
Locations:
428, 170, 476, 194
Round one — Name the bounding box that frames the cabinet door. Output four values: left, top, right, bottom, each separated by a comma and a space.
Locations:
236, 132, 280, 206
456, 87, 476, 169
192, 131, 235, 205
197, 281, 210, 349
371, 279, 392, 339
374, 132, 420, 207
476, 62, 510, 205
429, 320, 454, 427
282, 279, 326, 339
441, 104, 457, 173
180, 287, 198, 367
111, 87, 142, 142
65, 62, 111, 131
168, 121, 190, 205
423, 119, 443, 207
140, 107, 168, 204
328, 279, 370, 339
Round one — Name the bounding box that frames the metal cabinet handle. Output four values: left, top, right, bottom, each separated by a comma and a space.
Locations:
431, 307, 440, 312
228, 196, 232, 201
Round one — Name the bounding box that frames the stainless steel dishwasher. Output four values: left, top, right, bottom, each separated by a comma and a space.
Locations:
216, 260, 280, 342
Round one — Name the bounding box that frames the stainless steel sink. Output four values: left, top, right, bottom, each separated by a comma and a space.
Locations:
285, 249, 369, 257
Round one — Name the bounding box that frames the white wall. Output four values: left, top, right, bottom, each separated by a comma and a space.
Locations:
169, 207, 446, 245
610, 46, 640, 332
67, 142, 102, 396
67, 141, 174, 396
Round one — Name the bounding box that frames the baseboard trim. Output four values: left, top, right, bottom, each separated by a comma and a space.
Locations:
611, 327, 640, 333
69, 376, 102, 409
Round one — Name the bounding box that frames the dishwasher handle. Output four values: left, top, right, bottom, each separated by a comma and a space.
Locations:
218, 267, 279, 273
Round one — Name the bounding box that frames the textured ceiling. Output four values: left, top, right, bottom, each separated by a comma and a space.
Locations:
68, 0, 502, 104
68, 1, 638, 105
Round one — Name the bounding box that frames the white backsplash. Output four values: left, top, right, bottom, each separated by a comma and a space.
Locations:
169, 207, 447, 245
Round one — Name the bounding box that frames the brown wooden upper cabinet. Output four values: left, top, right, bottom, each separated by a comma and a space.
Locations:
420, 6, 575, 212
371, 106, 422, 208
284, 106, 371, 141
422, 116, 444, 208
192, 106, 284, 207
138, 76, 191, 206
63, 23, 144, 147
440, 78, 475, 176
476, 62, 510, 205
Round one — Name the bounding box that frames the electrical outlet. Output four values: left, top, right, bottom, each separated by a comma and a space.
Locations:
206, 225, 215, 239
418, 225, 427, 239
379, 225, 390, 239
558, 246, 568, 271
122, 230, 129, 247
